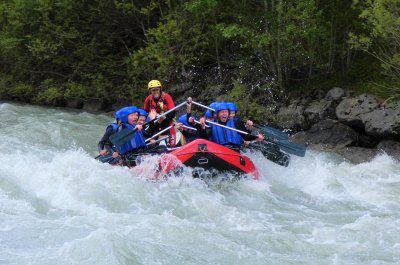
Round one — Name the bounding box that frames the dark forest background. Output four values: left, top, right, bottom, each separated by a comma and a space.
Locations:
0, 0, 399, 113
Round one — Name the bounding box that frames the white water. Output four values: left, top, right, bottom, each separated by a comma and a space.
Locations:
1, 102, 400, 265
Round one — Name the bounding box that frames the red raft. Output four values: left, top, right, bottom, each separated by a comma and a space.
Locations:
160, 139, 261, 180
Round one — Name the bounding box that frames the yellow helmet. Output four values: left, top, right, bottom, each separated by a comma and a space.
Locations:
148, 80, 162, 90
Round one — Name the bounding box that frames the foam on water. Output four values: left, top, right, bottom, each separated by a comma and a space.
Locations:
1, 102, 400, 264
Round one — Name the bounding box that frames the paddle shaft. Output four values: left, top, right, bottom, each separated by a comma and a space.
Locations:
206, 120, 249, 135
145, 125, 173, 142
192, 101, 215, 112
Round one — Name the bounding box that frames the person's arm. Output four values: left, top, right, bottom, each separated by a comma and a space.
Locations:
98, 125, 114, 153
235, 119, 258, 141
235, 119, 264, 142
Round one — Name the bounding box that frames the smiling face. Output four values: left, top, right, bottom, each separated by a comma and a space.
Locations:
218, 109, 229, 123
150, 87, 161, 100
127, 112, 139, 125
229, 111, 236, 118
138, 115, 146, 125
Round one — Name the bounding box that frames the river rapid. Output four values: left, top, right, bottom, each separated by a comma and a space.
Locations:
0, 102, 399, 265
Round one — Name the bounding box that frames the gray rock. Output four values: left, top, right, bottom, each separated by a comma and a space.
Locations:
377, 140, 400, 161
326, 87, 345, 102
335, 146, 377, 164
291, 119, 358, 148
335, 94, 382, 129
275, 100, 306, 130
304, 99, 336, 125
361, 101, 400, 138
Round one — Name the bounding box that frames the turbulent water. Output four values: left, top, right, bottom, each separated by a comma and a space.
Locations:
1, 102, 400, 265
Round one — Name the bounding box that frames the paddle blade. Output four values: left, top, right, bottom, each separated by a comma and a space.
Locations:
249, 141, 290, 167
109, 128, 135, 147
271, 139, 306, 157
254, 124, 289, 141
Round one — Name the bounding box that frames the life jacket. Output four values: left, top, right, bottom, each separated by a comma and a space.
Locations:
211, 118, 243, 146
148, 92, 168, 113
110, 123, 121, 133
118, 123, 147, 155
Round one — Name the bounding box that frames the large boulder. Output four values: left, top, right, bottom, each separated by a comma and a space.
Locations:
325, 87, 346, 102
361, 101, 400, 138
377, 140, 400, 161
291, 119, 359, 148
336, 94, 382, 130
304, 99, 336, 126
275, 100, 307, 130
335, 147, 377, 164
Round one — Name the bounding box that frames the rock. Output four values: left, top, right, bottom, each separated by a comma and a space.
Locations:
376, 140, 400, 161
335, 146, 377, 164
361, 101, 400, 138
325, 87, 345, 102
275, 100, 306, 130
291, 119, 358, 148
304, 99, 336, 125
335, 94, 382, 130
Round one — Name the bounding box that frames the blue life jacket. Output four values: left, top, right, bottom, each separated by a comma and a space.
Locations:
178, 114, 196, 129
110, 123, 121, 133
118, 123, 147, 155
211, 118, 243, 146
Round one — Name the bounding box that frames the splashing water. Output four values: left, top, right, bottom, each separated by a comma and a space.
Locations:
0, 102, 399, 264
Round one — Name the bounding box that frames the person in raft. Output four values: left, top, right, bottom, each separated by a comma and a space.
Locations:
194, 101, 264, 152
97, 108, 123, 163
143, 80, 177, 147
112, 106, 147, 163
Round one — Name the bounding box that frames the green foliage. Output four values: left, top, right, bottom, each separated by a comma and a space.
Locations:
33, 79, 64, 105
0, 0, 398, 109
224, 80, 273, 123
64, 83, 90, 100
351, 0, 400, 77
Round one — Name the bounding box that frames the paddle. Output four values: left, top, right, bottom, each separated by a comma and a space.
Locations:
145, 125, 173, 143
110, 101, 186, 147
248, 141, 290, 167
191, 100, 306, 157
253, 124, 288, 140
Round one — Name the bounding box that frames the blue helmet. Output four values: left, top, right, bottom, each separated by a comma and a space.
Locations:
205, 109, 213, 118
226, 102, 238, 112
215, 102, 229, 114
138, 108, 148, 118
117, 106, 139, 124
178, 114, 189, 126
209, 102, 218, 112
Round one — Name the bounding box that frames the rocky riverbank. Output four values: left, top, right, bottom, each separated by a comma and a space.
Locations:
274, 87, 400, 163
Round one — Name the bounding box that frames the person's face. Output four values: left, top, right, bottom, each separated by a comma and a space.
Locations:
218, 109, 229, 123
128, 112, 139, 124
138, 116, 146, 124
229, 111, 236, 118
150, 87, 161, 99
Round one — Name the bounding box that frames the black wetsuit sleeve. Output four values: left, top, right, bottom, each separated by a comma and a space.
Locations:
186, 113, 209, 139
165, 110, 176, 121
98, 125, 114, 152
235, 119, 258, 141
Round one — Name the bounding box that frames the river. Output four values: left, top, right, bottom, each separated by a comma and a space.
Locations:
1, 102, 399, 265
